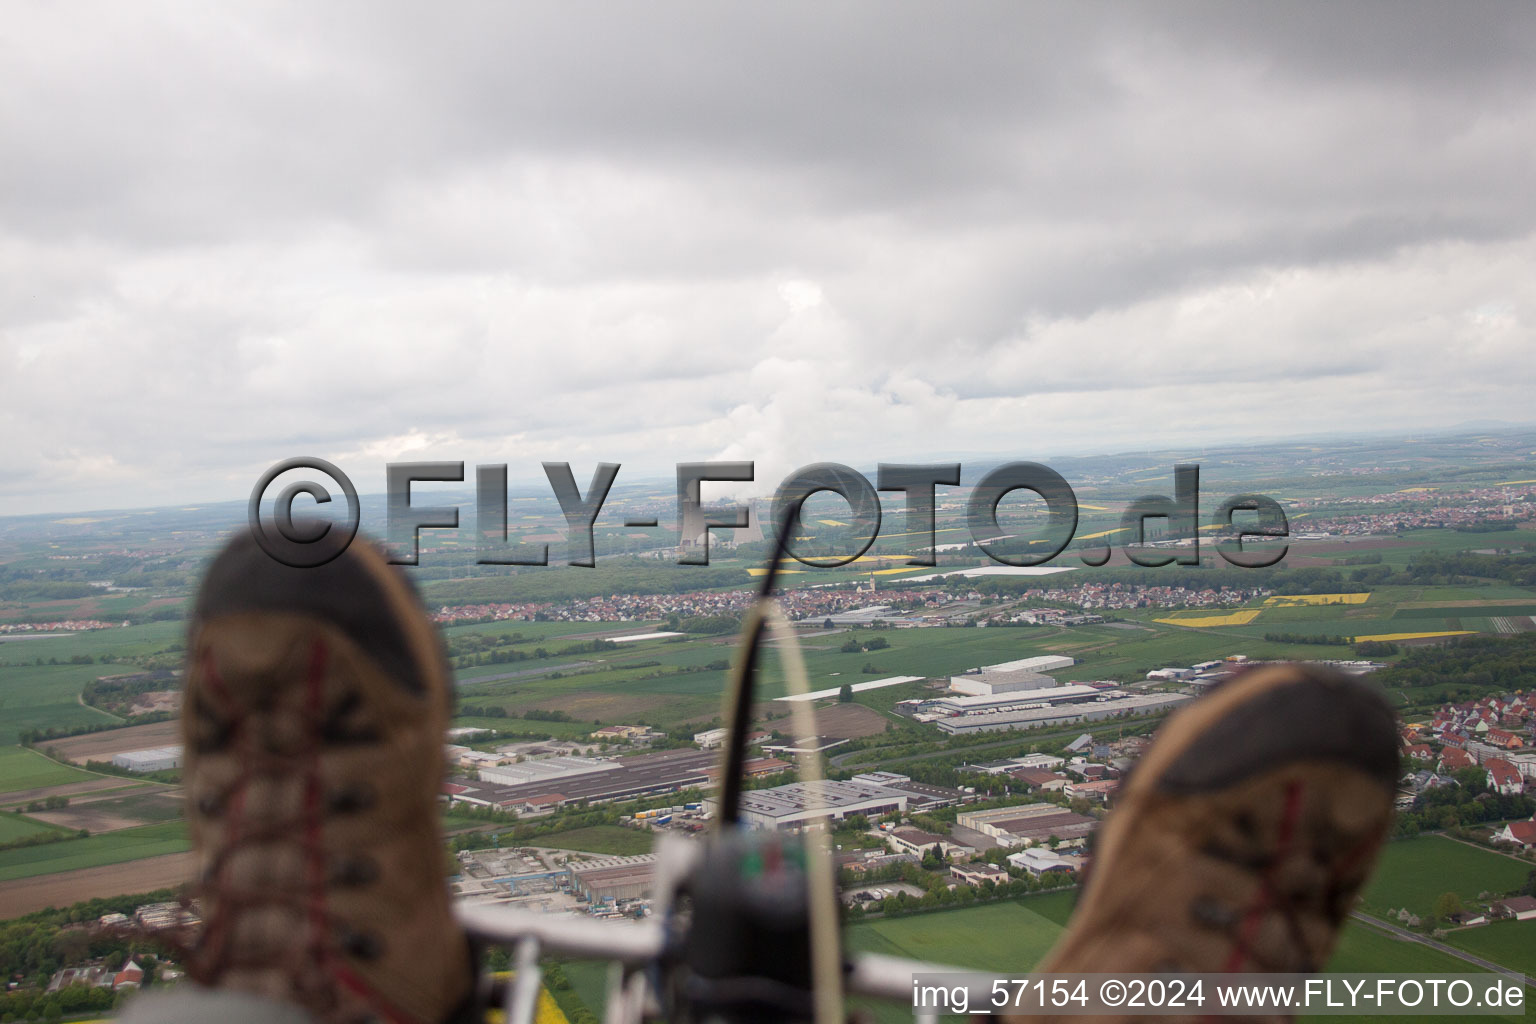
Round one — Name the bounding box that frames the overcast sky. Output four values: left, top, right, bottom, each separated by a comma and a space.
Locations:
4, 3, 1535, 516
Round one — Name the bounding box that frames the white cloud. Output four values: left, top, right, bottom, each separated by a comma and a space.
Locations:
2, 3, 1534, 514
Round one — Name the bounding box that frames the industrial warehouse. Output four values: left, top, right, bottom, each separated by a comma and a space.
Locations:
918, 690, 1194, 734
957, 803, 1098, 848
110, 746, 183, 772
704, 772, 965, 830
444, 748, 721, 813
453, 846, 662, 917
897, 654, 1196, 735
947, 655, 1076, 695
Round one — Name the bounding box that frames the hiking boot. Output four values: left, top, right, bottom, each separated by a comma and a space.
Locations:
179, 529, 473, 1023
1013, 663, 1400, 1021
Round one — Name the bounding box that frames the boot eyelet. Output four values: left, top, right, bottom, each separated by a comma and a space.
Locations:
330, 855, 380, 887
327, 783, 376, 814
339, 927, 384, 961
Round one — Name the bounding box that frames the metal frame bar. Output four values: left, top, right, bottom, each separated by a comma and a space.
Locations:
458, 905, 975, 1023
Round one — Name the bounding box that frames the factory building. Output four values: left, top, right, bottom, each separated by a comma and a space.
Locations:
931, 692, 1193, 735
447, 749, 717, 811
977, 655, 1075, 674
707, 778, 910, 831
847, 771, 966, 810
949, 669, 1056, 696
918, 684, 1102, 719
571, 857, 656, 902
111, 746, 182, 773
693, 728, 728, 749
957, 803, 1097, 849
477, 756, 617, 788
1007, 848, 1080, 875
948, 656, 1075, 695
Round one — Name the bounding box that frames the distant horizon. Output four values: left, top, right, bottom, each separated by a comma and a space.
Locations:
12, 420, 1535, 523
8, 8, 1534, 530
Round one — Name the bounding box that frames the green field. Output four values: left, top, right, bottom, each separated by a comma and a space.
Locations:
530, 826, 654, 856
76, 789, 186, 825
1394, 604, 1536, 619
441, 809, 496, 832
846, 891, 1077, 971
838, 900, 1536, 1024
5, 531, 1536, 743
0, 621, 185, 742
1358, 836, 1532, 921
451, 606, 1468, 730
0, 821, 188, 882
1445, 918, 1536, 977
0, 813, 64, 844
0, 746, 98, 797
828, 894, 1531, 1024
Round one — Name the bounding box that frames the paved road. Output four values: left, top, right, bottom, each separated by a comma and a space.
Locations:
1349, 912, 1517, 974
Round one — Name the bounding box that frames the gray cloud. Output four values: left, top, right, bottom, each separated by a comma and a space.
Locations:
2, 2, 1534, 514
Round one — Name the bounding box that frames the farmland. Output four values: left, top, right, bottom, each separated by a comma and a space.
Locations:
845, 891, 1078, 971
2, 427, 1536, 1001
0, 746, 96, 798
27, 789, 184, 832
0, 851, 195, 919
46, 720, 182, 765
1446, 919, 1536, 978
0, 621, 185, 743
843, 896, 1532, 1024
0, 821, 188, 883
0, 814, 63, 845
1357, 836, 1532, 922
1151, 610, 1262, 627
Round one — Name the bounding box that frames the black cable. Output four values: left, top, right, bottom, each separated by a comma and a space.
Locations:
716, 510, 800, 825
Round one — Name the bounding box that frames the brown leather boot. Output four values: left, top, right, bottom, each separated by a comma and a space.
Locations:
180, 529, 473, 1023
1011, 663, 1400, 1024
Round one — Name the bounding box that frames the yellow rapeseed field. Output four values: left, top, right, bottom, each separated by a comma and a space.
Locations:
1352, 631, 1475, 643
1154, 610, 1262, 628
1263, 593, 1370, 606
485, 978, 571, 1024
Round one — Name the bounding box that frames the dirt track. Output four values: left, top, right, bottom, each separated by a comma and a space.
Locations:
0, 852, 195, 919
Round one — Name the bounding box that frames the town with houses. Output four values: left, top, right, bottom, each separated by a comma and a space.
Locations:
9, 432, 1536, 1017
1289, 482, 1536, 537
425, 580, 1277, 629
28, 625, 1533, 1019
68, 640, 1536, 946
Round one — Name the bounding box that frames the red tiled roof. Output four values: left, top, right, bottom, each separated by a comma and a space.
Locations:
1438, 749, 1473, 769
523, 792, 566, 805
1487, 760, 1521, 787
1505, 820, 1536, 846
